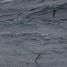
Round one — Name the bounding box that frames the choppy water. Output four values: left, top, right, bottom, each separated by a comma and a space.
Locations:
0, 0, 67, 67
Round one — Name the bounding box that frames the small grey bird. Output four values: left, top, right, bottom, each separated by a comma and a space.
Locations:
52, 7, 56, 18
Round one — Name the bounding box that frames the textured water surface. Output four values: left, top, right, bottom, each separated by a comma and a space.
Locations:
0, 0, 67, 67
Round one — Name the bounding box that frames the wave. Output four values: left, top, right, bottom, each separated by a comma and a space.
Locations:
0, 0, 67, 30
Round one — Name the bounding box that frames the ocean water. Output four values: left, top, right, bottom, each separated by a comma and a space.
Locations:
0, 0, 67, 67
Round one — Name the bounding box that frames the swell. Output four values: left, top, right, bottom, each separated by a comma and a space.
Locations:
0, 0, 67, 28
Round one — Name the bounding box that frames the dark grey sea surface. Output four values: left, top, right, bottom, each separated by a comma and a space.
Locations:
0, 0, 67, 67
